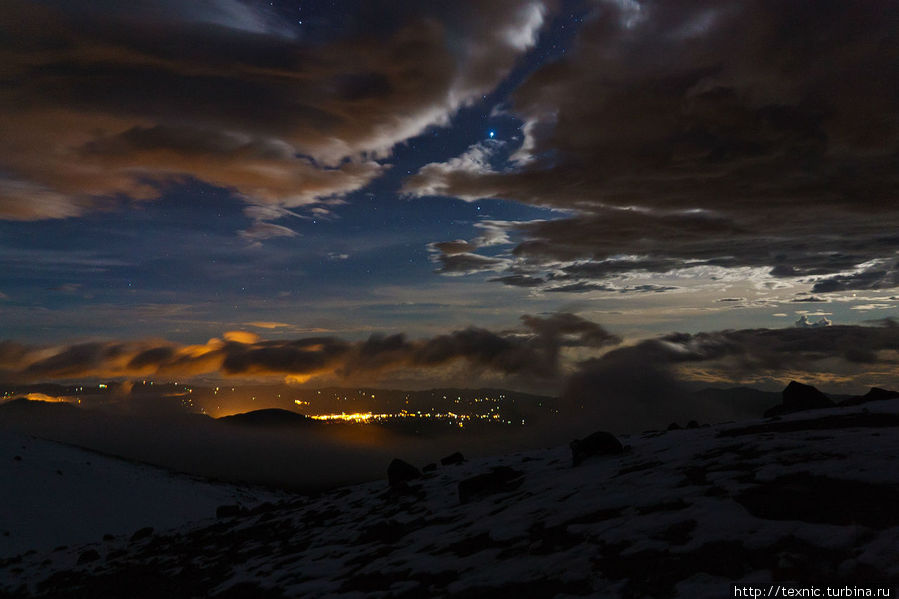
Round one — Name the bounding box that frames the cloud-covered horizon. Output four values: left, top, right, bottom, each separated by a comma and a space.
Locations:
406, 0, 899, 295
4, 314, 899, 398
0, 313, 620, 386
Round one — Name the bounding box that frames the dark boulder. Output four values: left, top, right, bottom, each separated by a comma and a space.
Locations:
422, 463, 437, 473
387, 458, 421, 488
440, 451, 465, 466
686, 420, 700, 429
458, 466, 525, 504
570, 431, 624, 466
764, 381, 833, 417
129, 527, 154, 543
666, 422, 682, 431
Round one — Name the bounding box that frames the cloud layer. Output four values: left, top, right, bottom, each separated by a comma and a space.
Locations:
0, 0, 547, 232
6, 315, 899, 433
406, 0, 899, 294
561, 319, 899, 429
0, 313, 620, 385
5, 314, 899, 398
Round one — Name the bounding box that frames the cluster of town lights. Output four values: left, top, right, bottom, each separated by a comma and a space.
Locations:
307, 410, 513, 425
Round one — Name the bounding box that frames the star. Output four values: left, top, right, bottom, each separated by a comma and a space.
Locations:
488, 130, 496, 139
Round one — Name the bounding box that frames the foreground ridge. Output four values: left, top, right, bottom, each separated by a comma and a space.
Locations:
2, 400, 898, 598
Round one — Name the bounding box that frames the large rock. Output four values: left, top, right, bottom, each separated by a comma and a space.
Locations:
458, 467, 524, 504
440, 451, 465, 466
387, 458, 421, 488
570, 430, 624, 466
764, 381, 833, 417
129, 526, 154, 543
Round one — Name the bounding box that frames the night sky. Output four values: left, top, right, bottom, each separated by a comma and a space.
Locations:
2, 0, 899, 395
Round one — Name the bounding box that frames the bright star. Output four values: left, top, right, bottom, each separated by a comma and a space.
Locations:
488, 130, 495, 138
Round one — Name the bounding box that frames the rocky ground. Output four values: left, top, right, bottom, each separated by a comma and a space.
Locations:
2, 397, 898, 598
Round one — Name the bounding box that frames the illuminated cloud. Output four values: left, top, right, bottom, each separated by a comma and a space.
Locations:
221, 331, 260, 344
0, 0, 548, 232
238, 222, 299, 243
403, 140, 509, 200
0, 313, 619, 385
795, 315, 832, 329
7, 317, 899, 432
8, 315, 899, 392
245, 322, 291, 330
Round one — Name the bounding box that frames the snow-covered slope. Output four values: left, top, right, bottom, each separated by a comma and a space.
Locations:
2, 401, 898, 598
0, 431, 285, 558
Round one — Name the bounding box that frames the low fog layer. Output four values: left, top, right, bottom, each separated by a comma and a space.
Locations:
0, 399, 583, 491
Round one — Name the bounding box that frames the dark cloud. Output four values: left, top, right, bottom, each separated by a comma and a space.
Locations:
220, 337, 352, 376
520, 312, 621, 348
24, 342, 143, 379
431, 252, 508, 275
544, 281, 677, 294
407, 0, 899, 293
342, 313, 621, 381
489, 274, 546, 287
0, 313, 620, 385
557, 257, 683, 279
635, 322, 899, 376
544, 282, 614, 293
561, 348, 695, 432
811, 264, 899, 293
561, 320, 899, 430
0, 0, 548, 227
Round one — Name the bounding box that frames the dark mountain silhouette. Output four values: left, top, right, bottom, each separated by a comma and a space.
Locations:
0, 397, 83, 424
839, 387, 899, 407
217, 408, 315, 429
